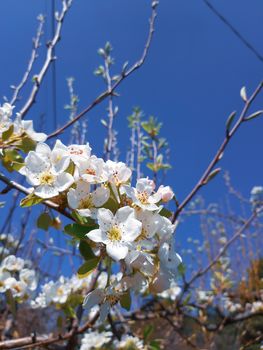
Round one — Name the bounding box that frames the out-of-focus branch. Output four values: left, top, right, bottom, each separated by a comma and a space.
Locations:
47, 0, 159, 140
0, 172, 72, 220
18, 0, 73, 119
0, 312, 99, 350
185, 206, 263, 288
172, 81, 263, 223
10, 15, 45, 106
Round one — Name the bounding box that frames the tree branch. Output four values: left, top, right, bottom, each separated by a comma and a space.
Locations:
18, 0, 73, 119
47, 0, 159, 140
172, 81, 263, 223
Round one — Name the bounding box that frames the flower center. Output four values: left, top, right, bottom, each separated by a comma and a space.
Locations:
137, 191, 149, 204
105, 294, 119, 305
136, 228, 148, 241
85, 168, 96, 176
108, 225, 122, 241
69, 147, 83, 155
79, 196, 93, 209
39, 172, 55, 185
14, 284, 22, 293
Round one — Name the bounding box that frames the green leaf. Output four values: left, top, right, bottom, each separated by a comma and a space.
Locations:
77, 258, 100, 278
149, 340, 161, 350
57, 315, 63, 330
20, 136, 36, 153
120, 291, 131, 311
2, 124, 14, 141
182, 294, 191, 306
20, 193, 44, 207
159, 207, 172, 218
64, 223, 96, 240
79, 240, 95, 260
225, 111, 236, 136
143, 325, 154, 341
203, 168, 221, 185
244, 110, 263, 122
37, 212, 52, 231
178, 263, 186, 276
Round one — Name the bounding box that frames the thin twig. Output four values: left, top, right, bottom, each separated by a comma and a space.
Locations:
0, 172, 72, 220
47, 0, 159, 140
18, 0, 73, 119
172, 81, 263, 223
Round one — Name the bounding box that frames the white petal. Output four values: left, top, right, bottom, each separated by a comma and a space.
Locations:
97, 208, 113, 229
55, 173, 74, 192
115, 206, 134, 224
99, 301, 111, 323
77, 208, 93, 218
106, 242, 128, 261
122, 218, 142, 242
92, 187, 110, 207
36, 143, 51, 157
67, 188, 79, 209
83, 289, 104, 310
35, 185, 59, 199
87, 229, 108, 244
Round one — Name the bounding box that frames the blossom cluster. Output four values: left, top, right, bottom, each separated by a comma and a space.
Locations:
31, 271, 107, 309
0, 255, 37, 300
80, 331, 145, 350
0, 102, 47, 145
250, 186, 263, 209
17, 136, 181, 320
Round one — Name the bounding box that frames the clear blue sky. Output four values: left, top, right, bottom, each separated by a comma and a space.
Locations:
0, 0, 262, 267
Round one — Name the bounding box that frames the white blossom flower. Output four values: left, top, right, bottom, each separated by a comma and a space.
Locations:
158, 239, 182, 277
150, 271, 171, 293
156, 185, 174, 202
121, 178, 161, 211
20, 143, 74, 198
13, 115, 47, 142
67, 180, 109, 218
51, 139, 91, 173
83, 286, 121, 323
0, 103, 14, 119
19, 268, 37, 291
104, 160, 132, 186
158, 280, 181, 300
0, 103, 13, 136
77, 155, 107, 183
2, 255, 24, 271
114, 335, 145, 350
0, 268, 11, 293
4, 277, 27, 298
87, 207, 142, 261
80, 330, 112, 350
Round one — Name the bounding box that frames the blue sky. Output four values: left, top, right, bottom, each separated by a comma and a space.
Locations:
0, 0, 262, 269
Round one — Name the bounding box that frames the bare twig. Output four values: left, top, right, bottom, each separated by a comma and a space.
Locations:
18, 0, 73, 119
186, 207, 262, 288
47, 0, 159, 140
172, 81, 263, 223
0, 172, 72, 220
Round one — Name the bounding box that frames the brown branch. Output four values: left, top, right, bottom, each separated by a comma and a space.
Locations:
186, 207, 263, 288
18, 0, 73, 119
47, 0, 159, 140
0, 172, 73, 220
172, 81, 263, 223
0, 313, 99, 350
